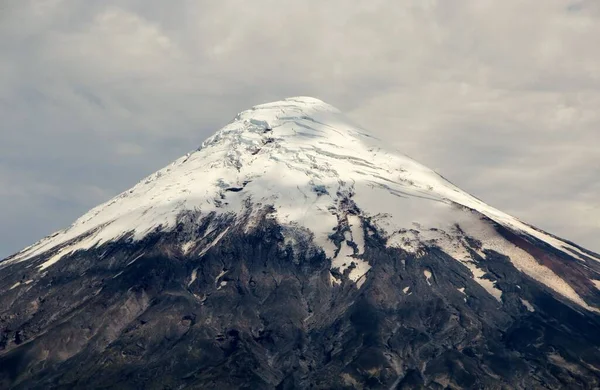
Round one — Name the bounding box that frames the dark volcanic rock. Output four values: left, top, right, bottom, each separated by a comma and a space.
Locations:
1, 213, 599, 390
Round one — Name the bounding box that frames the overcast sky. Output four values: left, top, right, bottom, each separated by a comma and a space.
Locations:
1, 0, 599, 258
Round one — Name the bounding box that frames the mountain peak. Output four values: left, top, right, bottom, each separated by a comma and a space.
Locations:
4, 98, 600, 313
250, 96, 335, 111
3, 98, 600, 389
236, 96, 340, 123
202, 96, 370, 152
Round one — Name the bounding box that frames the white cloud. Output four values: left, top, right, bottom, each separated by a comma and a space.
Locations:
1, 0, 599, 257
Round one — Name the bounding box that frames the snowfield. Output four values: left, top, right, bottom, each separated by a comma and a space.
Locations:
4, 96, 600, 311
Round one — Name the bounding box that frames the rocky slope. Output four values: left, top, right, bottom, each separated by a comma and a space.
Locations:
1, 97, 600, 389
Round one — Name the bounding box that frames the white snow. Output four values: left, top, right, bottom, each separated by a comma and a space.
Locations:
434, 233, 504, 302
217, 280, 228, 290
330, 231, 371, 284
347, 215, 365, 255
423, 269, 433, 286
351, 259, 371, 283
455, 220, 597, 311
592, 280, 600, 290
468, 264, 503, 302
182, 241, 195, 255
199, 228, 230, 257
458, 288, 468, 303
402, 286, 411, 294
38, 234, 100, 270
409, 216, 597, 311
188, 268, 198, 287
127, 252, 145, 266
215, 269, 228, 286
356, 274, 367, 289
521, 298, 535, 312
9, 280, 34, 288
330, 273, 341, 286
4, 96, 598, 312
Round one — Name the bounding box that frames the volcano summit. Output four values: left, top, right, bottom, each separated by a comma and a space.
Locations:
1, 97, 600, 389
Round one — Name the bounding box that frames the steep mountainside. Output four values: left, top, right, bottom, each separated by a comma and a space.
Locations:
1, 97, 600, 389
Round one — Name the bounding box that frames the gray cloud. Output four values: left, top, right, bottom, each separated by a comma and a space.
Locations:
1, 0, 599, 257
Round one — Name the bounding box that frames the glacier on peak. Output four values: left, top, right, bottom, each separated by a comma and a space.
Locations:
4, 96, 600, 312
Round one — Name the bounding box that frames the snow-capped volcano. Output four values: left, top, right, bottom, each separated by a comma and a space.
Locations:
2, 97, 600, 389
6, 96, 600, 310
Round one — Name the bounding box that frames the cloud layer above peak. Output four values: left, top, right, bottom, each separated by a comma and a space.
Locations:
1, 0, 599, 257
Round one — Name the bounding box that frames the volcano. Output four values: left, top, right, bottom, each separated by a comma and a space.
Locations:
1, 97, 600, 389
